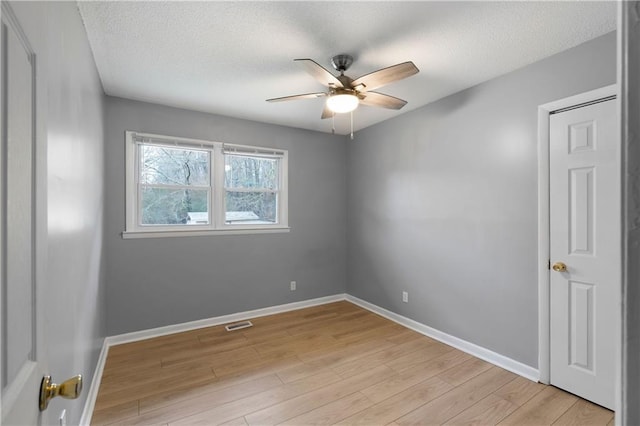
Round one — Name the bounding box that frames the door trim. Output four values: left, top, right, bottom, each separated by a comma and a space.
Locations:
537, 84, 618, 386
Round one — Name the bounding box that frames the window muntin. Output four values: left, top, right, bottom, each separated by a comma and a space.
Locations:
125, 131, 288, 236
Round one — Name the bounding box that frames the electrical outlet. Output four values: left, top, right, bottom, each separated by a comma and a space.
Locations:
402, 291, 409, 303
290, 281, 297, 291
59, 409, 67, 426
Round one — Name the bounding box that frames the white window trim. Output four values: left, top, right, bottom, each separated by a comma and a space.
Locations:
124, 131, 289, 238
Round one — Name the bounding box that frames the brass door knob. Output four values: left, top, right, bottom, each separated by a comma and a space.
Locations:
39, 375, 82, 411
552, 262, 567, 272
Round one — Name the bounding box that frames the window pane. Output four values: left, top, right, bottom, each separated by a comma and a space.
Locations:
141, 187, 209, 225
225, 191, 276, 224
225, 155, 278, 189
140, 145, 210, 186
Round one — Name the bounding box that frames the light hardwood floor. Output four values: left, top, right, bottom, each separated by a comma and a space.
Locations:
91, 301, 613, 425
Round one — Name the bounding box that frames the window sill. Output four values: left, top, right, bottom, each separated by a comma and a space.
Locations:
122, 227, 290, 239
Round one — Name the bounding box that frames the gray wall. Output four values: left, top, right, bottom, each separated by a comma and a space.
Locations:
104, 97, 347, 335
347, 32, 616, 368
11, 2, 106, 424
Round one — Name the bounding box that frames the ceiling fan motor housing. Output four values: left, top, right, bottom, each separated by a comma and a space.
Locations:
331, 54, 353, 73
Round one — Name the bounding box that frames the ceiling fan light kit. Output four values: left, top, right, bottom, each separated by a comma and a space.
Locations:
326, 91, 359, 113
267, 54, 419, 135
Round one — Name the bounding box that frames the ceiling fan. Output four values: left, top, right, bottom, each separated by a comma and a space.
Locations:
267, 54, 419, 122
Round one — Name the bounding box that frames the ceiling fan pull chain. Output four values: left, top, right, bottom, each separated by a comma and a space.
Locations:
350, 111, 354, 140
332, 114, 335, 134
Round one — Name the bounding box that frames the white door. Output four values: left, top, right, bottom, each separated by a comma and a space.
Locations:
549, 98, 619, 410
0, 4, 43, 425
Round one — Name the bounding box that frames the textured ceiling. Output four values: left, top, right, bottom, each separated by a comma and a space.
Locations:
78, 1, 616, 135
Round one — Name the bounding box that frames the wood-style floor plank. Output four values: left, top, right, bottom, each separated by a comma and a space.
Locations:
436, 357, 493, 387
243, 365, 396, 425
493, 376, 546, 407
218, 418, 248, 426
298, 336, 396, 368
360, 350, 471, 404
279, 391, 374, 425
140, 374, 282, 419
395, 367, 516, 425
169, 369, 345, 425
552, 399, 615, 425
498, 386, 579, 425
443, 394, 518, 425
91, 400, 139, 426
91, 301, 613, 426
337, 376, 454, 425
330, 338, 435, 379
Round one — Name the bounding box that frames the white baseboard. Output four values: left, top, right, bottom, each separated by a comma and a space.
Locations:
80, 292, 540, 424
105, 293, 346, 346
79, 341, 109, 426
346, 294, 540, 382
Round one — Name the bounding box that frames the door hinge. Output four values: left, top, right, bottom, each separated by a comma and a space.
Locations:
548, 259, 551, 270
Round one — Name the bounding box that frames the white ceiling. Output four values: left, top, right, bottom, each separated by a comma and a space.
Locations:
77, 1, 616, 135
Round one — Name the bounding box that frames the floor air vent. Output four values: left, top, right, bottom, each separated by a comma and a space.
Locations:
225, 320, 253, 331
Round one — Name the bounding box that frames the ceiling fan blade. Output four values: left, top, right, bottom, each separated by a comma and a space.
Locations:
351, 61, 419, 92
321, 103, 334, 119
266, 92, 327, 102
294, 59, 344, 88
359, 91, 408, 110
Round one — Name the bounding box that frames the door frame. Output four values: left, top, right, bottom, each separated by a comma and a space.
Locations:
619, 2, 640, 424
537, 84, 619, 387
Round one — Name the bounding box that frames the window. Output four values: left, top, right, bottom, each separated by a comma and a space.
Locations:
125, 131, 288, 238
139, 143, 211, 226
